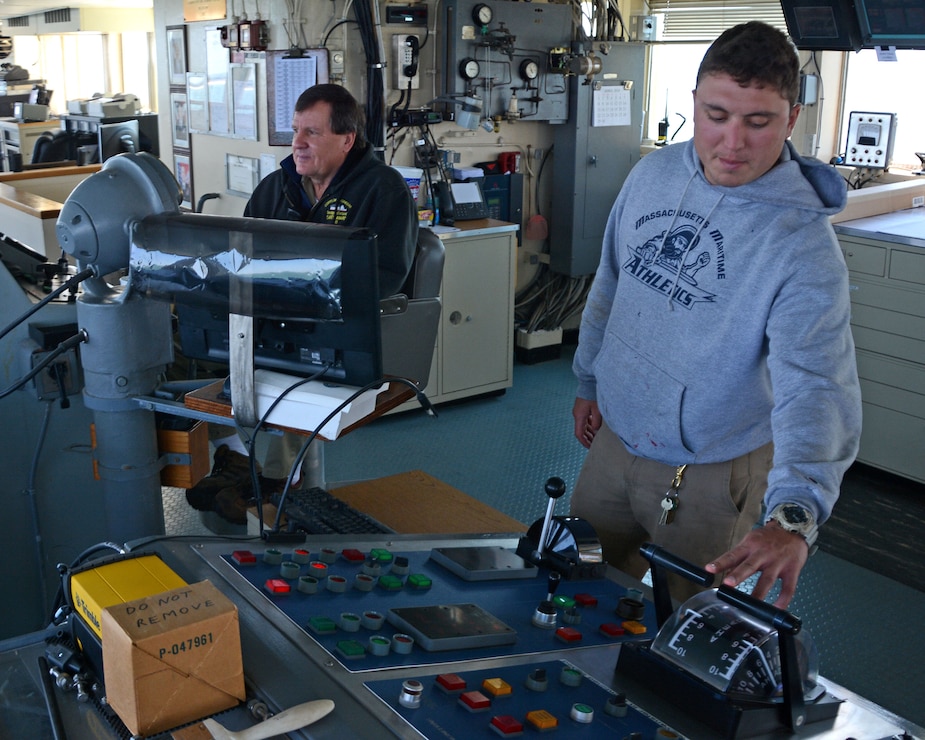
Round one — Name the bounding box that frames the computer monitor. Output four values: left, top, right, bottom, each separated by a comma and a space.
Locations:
780, 0, 864, 51
98, 119, 140, 161
854, 0, 925, 48
133, 213, 384, 387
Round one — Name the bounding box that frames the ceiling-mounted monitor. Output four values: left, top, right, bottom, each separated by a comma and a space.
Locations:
854, 0, 925, 49
779, 0, 864, 51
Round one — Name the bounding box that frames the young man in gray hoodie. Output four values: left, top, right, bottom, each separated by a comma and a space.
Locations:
570, 21, 862, 608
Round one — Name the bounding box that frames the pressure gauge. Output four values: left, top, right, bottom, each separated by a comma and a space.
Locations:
519, 59, 539, 82
650, 590, 820, 700
472, 3, 493, 26
459, 57, 481, 81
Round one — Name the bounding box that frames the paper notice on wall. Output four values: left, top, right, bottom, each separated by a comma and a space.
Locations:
273, 55, 318, 135
592, 86, 631, 127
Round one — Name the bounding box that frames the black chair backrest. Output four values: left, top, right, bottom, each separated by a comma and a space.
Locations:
31, 130, 99, 164
399, 228, 445, 299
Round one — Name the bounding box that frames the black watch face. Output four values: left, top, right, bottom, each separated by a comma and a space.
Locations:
782, 505, 809, 525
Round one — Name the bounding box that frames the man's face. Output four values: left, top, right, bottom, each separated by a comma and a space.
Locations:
291, 102, 355, 182
692, 72, 800, 187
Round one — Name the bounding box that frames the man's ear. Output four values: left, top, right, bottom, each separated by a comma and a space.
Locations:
787, 104, 802, 136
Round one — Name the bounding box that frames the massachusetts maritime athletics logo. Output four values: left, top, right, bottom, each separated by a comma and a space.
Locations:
623, 223, 719, 309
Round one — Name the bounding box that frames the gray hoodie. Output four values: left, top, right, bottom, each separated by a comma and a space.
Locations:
573, 138, 862, 524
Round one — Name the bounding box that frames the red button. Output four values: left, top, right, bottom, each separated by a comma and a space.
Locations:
555, 626, 582, 643
459, 690, 491, 711
436, 673, 467, 693
490, 715, 524, 735
574, 593, 598, 607
232, 550, 256, 564
342, 548, 366, 562
264, 578, 291, 594
599, 622, 625, 637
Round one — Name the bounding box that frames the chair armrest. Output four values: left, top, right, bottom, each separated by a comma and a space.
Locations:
380, 294, 409, 315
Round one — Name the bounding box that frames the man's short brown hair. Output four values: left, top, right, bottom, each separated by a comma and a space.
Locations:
697, 21, 800, 105
294, 83, 367, 146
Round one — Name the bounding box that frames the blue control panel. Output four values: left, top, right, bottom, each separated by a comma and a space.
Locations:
220, 544, 656, 672
365, 659, 678, 738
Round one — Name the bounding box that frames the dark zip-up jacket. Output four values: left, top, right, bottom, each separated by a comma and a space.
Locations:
244, 144, 418, 297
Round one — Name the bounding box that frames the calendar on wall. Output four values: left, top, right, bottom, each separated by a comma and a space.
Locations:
266, 49, 330, 146
592, 85, 632, 127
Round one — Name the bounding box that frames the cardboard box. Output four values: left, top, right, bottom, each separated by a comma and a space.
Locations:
102, 580, 245, 737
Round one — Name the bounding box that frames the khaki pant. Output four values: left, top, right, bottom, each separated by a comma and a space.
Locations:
569, 422, 773, 604
262, 432, 305, 480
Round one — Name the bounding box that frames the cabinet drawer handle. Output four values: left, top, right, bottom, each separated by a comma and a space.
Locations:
448, 311, 473, 325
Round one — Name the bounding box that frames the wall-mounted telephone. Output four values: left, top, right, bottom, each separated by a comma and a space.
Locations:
393, 34, 420, 90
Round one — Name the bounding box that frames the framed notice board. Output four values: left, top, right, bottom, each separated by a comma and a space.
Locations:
266, 49, 330, 146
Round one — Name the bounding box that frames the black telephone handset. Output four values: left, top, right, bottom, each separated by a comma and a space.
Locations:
404, 35, 420, 78
434, 181, 455, 226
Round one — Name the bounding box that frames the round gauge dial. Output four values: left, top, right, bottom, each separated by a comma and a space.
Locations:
472, 3, 493, 25
650, 590, 819, 700
459, 57, 481, 81
519, 59, 539, 81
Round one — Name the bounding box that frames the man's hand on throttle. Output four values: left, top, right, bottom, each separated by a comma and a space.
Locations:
705, 521, 810, 609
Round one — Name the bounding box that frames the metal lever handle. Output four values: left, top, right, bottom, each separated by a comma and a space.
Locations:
202, 699, 335, 740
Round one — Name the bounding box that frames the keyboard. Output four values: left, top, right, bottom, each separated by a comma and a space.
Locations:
278, 486, 393, 535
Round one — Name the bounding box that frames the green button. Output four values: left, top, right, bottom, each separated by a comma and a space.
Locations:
370, 548, 393, 563
307, 616, 337, 635
553, 595, 576, 609
559, 667, 582, 687
407, 573, 432, 590
378, 574, 404, 590
335, 639, 366, 658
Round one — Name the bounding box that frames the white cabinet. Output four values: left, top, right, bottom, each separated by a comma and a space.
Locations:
0, 119, 57, 171
836, 219, 925, 484
395, 220, 517, 410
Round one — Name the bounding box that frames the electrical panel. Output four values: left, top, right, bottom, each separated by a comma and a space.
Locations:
442, 0, 571, 124
550, 43, 647, 277
844, 111, 897, 170
393, 33, 420, 89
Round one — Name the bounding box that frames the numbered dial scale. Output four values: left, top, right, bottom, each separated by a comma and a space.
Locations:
650, 591, 821, 701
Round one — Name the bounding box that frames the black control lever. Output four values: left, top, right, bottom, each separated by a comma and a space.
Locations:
717, 585, 806, 731
534, 477, 566, 560
640, 543, 807, 732
639, 543, 714, 628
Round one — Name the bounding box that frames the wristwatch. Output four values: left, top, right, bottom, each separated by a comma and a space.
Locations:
766, 503, 818, 549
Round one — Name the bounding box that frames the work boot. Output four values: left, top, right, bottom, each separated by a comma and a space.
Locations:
259, 474, 303, 500
214, 484, 256, 525
185, 445, 258, 511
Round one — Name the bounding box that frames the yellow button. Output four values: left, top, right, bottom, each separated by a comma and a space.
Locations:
481, 677, 513, 697
526, 709, 558, 730
622, 620, 647, 634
